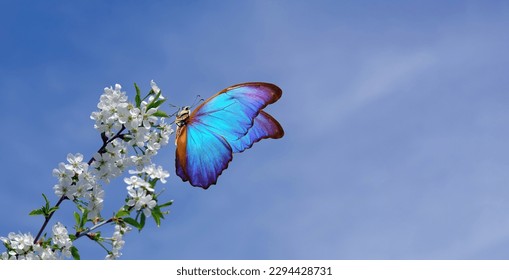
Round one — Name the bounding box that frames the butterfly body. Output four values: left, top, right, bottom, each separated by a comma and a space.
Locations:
175, 82, 284, 189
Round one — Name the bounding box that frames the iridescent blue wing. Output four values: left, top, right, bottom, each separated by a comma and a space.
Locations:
175, 123, 232, 187
175, 82, 283, 189
230, 110, 284, 153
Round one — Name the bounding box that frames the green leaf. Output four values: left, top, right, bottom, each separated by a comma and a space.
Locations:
80, 209, 89, 228
38, 193, 53, 217
76, 203, 86, 213
134, 83, 141, 107
158, 200, 173, 208
152, 213, 161, 227
71, 246, 80, 260
29, 208, 45, 216
149, 178, 158, 187
115, 209, 130, 218
73, 212, 80, 225
69, 234, 77, 241
123, 217, 140, 229
140, 212, 146, 230
48, 206, 59, 215
42, 193, 50, 208
151, 206, 164, 227
147, 99, 166, 110
152, 110, 169, 118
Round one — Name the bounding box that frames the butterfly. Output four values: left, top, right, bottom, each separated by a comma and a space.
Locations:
175, 82, 284, 189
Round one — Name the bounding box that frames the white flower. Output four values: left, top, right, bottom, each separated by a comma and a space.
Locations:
139, 102, 158, 129
52, 154, 91, 199
85, 186, 104, 218
98, 84, 128, 111
119, 105, 142, 130
1, 252, 10, 260
90, 153, 111, 181
140, 195, 157, 217
2, 232, 35, 256
74, 183, 87, 199
91, 84, 129, 137
89, 140, 130, 182
52, 222, 72, 249
129, 126, 149, 147
67, 153, 87, 174
76, 169, 97, 198
150, 80, 161, 95
131, 164, 169, 184
105, 224, 131, 260
52, 162, 74, 185
130, 154, 152, 171
39, 247, 57, 260
116, 103, 134, 125
53, 182, 78, 200
158, 119, 174, 145
124, 176, 153, 192
126, 188, 156, 217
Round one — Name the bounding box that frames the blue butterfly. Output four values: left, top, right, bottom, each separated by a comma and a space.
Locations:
175, 82, 284, 189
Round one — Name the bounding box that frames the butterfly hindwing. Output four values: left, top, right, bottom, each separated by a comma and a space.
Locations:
230, 110, 284, 153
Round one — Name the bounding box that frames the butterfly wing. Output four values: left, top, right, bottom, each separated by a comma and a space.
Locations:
175, 122, 232, 188
230, 110, 284, 153
176, 82, 283, 189
191, 82, 282, 143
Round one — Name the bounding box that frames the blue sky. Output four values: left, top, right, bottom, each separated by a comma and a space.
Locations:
1, 1, 509, 259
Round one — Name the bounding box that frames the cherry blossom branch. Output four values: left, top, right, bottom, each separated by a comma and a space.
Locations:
34, 127, 127, 244
1, 81, 174, 260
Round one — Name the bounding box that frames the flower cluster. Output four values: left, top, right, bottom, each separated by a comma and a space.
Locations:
1, 223, 73, 260
90, 82, 173, 178
1, 232, 37, 260
90, 84, 128, 138
105, 224, 131, 260
53, 153, 103, 217
51, 222, 73, 259
125, 176, 157, 217
90, 139, 130, 183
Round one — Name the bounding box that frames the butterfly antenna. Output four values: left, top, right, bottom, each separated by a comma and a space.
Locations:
167, 102, 178, 109
166, 103, 180, 118
191, 95, 204, 109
